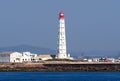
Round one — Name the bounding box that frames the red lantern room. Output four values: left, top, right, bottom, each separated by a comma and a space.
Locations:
59, 11, 64, 19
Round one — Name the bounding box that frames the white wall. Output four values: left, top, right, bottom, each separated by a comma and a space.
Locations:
10, 52, 22, 62
0, 52, 38, 63
22, 52, 37, 62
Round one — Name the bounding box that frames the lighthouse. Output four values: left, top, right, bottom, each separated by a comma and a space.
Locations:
56, 11, 70, 59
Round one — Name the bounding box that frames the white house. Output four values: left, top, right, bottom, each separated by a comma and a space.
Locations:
21, 52, 37, 62
92, 58, 100, 62
0, 52, 22, 62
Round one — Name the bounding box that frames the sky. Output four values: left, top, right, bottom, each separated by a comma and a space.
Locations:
0, 0, 120, 52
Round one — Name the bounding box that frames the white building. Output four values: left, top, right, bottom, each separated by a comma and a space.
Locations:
88, 59, 92, 62
0, 52, 22, 62
22, 52, 37, 62
92, 58, 100, 62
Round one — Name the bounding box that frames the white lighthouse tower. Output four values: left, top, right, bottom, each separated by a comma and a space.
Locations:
56, 11, 70, 59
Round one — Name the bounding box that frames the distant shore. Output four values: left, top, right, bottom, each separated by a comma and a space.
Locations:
0, 62, 120, 71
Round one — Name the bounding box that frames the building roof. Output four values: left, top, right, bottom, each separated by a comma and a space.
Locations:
0, 52, 14, 56
38, 54, 52, 58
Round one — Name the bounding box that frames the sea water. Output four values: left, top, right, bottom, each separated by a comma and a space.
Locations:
0, 72, 119, 81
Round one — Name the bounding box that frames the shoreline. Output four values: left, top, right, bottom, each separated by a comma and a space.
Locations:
0, 62, 120, 71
